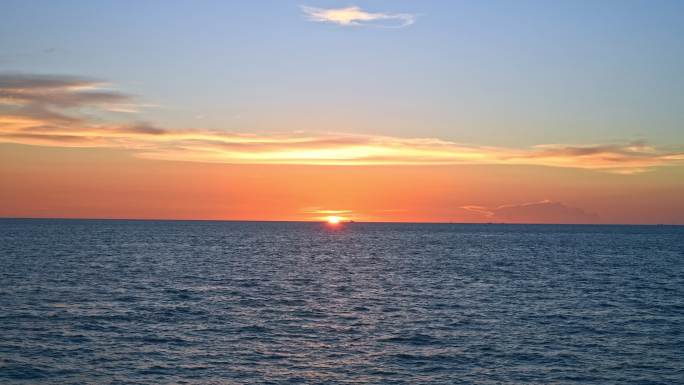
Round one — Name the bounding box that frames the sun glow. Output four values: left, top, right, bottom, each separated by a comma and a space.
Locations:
326, 216, 341, 225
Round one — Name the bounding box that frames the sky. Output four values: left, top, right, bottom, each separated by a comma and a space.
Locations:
1, 0, 683, 223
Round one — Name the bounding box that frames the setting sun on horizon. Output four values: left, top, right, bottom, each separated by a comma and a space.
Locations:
326, 216, 342, 225
1, 1, 683, 225
2, 2, 683, 384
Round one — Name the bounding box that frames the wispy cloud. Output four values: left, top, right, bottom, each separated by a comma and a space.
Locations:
301, 5, 416, 28
302, 208, 354, 221
0, 73, 141, 122
1, 73, 683, 174
460, 200, 600, 224
302, 207, 353, 215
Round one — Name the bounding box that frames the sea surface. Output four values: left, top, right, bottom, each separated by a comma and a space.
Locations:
0, 219, 683, 384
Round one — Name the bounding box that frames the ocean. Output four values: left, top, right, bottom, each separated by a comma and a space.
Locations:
1, 219, 682, 384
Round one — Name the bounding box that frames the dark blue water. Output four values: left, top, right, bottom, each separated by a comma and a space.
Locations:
1, 219, 682, 384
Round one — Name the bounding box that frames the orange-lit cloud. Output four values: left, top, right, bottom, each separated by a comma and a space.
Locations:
1, 73, 683, 174
302, 207, 353, 215
301, 5, 416, 28
3, 143, 683, 224
302, 207, 354, 221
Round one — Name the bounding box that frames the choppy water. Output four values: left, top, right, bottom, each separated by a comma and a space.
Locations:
1, 219, 683, 384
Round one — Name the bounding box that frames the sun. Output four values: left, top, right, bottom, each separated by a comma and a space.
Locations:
326, 216, 341, 225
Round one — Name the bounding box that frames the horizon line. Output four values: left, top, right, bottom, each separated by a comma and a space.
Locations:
1, 216, 681, 227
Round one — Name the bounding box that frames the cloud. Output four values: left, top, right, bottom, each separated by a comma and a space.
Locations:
502, 142, 684, 175
0, 73, 138, 130
1, 72, 683, 174
302, 208, 353, 215
0, 73, 129, 108
460, 200, 600, 224
503, 142, 684, 175
301, 207, 354, 221
301, 5, 416, 28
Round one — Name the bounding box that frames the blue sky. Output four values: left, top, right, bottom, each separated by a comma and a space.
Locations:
2, 0, 683, 147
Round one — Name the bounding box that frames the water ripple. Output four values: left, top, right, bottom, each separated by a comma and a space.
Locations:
1, 219, 683, 384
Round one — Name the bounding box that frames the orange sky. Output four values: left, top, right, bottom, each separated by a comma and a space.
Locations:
2, 143, 683, 224
1, 73, 683, 224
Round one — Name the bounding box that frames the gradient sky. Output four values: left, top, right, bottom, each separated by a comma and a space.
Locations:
1, 0, 683, 223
